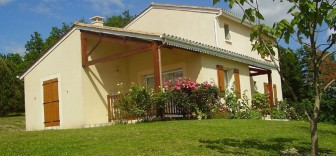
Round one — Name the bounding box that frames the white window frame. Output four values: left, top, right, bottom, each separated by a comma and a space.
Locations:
145, 69, 183, 87
224, 70, 229, 89
224, 24, 231, 41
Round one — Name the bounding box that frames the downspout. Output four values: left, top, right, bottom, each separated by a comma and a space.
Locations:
214, 9, 223, 47
158, 35, 167, 89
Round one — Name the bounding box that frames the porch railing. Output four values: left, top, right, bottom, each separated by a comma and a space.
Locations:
107, 95, 120, 122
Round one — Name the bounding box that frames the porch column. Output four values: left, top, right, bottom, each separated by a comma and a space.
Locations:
267, 70, 274, 107
152, 42, 162, 91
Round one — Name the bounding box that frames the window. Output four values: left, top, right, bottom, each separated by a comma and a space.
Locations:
145, 69, 183, 88
224, 70, 229, 88
224, 24, 231, 40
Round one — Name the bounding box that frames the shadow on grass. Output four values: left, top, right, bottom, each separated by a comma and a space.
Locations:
199, 137, 334, 155
299, 125, 336, 136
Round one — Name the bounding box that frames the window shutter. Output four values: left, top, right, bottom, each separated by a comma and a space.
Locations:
263, 82, 269, 94
233, 69, 241, 98
217, 65, 225, 91
43, 81, 52, 126
273, 84, 278, 102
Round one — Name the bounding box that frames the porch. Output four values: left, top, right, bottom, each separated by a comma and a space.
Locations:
79, 30, 201, 124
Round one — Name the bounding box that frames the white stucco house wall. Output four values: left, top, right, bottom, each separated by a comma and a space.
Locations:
20, 3, 282, 131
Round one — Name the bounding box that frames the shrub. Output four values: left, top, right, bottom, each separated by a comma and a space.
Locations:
270, 108, 287, 119
277, 100, 301, 120
115, 84, 155, 120
251, 93, 270, 116
191, 81, 219, 119
154, 91, 167, 119
164, 78, 197, 117
116, 78, 221, 120
162, 78, 221, 119
223, 87, 251, 119
248, 110, 263, 119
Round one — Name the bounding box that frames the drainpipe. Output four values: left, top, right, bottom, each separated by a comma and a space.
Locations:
158, 36, 167, 90
214, 10, 223, 47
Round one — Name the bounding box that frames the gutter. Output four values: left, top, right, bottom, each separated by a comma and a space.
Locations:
214, 9, 223, 47
160, 34, 275, 70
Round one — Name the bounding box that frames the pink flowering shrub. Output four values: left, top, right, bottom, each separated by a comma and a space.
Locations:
164, 78, 219, 118
191, 81, 219, 118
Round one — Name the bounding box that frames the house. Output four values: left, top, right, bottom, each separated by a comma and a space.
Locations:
20, 3, 282, 131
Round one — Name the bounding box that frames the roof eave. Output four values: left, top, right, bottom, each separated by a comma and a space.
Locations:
124, 3, 222, 29
19, 26, 78, 80
77, 25, 161, 41
220, 11, 254, 28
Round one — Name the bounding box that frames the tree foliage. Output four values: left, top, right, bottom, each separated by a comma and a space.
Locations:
0, 54, 24, 116
104, 10, 134, 28
44, 23, 70, 49
23, 32, 45, 67
281, 46, 336, 123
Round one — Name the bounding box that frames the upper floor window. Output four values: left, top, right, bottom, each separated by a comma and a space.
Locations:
224, 24, 231, 40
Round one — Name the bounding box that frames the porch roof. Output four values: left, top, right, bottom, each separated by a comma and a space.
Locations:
19, 22, 274, 79
160, 34, 274, 70
76, 22, 274, 69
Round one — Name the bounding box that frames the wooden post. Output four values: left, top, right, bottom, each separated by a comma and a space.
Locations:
152, 42, 161, 91
107, 95, 112, 122
81, 31, 88, 67
267, 70, 274, 107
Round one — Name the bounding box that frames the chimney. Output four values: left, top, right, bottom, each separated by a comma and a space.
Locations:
90, 16, 104, 26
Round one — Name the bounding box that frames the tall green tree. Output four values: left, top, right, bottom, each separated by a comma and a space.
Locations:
104, 10, 134, 28
0, 55, 24, 116
24, 32, 44, 67
214, 0, 335, 155
44, 23, 70, 49
279, 47, 306, 101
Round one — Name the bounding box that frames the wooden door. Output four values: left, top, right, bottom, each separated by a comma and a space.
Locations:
43, 78, 60, 127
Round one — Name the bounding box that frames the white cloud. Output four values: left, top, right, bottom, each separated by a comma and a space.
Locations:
24, 0, 66, 19
30, 4, 59, 18
85, 0, 126, 15
230, 0, 293, 26
0, 0, 14, 6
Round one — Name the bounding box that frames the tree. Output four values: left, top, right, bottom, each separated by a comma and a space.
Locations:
213, 0, 335, 155
0, 55, 24, 116
24, 32, 45, 67
279, 47, 306, 102
44, 23, 70, 49
281, 46, 336, 122
104, 10, 134, 28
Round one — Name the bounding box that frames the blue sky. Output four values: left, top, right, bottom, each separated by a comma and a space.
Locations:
0, 0, 228, 55
0, 0, 334, 55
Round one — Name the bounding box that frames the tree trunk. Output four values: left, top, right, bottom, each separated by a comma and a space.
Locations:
310, 107, 319, 156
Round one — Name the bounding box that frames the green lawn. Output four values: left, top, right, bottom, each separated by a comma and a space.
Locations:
0, 116, 335, 155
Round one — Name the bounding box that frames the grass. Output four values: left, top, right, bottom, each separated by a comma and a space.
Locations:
0, 116, 335, 155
